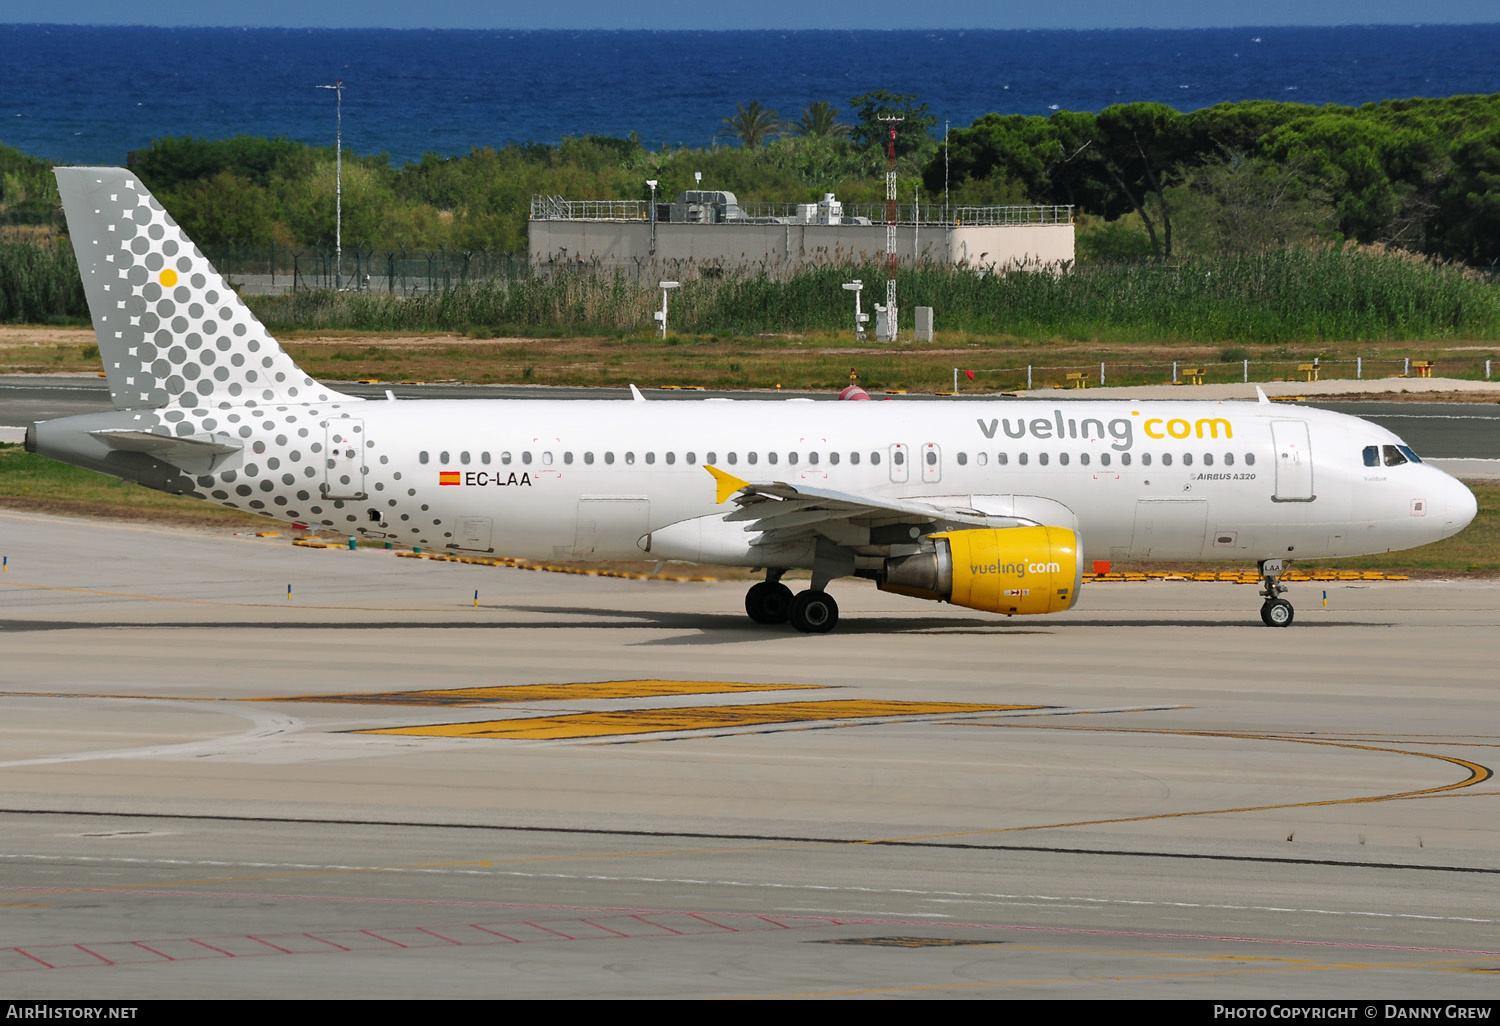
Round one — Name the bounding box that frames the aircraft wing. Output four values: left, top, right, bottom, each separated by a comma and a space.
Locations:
705, 465, 1034, 550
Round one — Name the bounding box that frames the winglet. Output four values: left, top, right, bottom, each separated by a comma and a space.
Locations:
704, 464, 749, 504
629, 384, 646, 402
1255, 386, 1270, 405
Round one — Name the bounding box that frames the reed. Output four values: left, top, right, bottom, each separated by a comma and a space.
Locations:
247, 247, 1500, 343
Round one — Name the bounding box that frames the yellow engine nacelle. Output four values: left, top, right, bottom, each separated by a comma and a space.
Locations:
877, 525, 1082, 616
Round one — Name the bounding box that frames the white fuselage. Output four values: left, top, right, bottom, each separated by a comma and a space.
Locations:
172, 395, 1474, 566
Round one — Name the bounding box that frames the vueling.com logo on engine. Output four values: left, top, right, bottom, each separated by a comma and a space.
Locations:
970, 559, 1062, 577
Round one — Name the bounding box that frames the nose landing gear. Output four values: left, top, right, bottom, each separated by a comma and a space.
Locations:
1258, 558, 1294, 627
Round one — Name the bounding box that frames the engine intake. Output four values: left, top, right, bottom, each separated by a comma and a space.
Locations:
878, 526, 1082, 616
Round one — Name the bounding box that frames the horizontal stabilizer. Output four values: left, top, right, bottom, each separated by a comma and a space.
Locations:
89, 429, 242, 475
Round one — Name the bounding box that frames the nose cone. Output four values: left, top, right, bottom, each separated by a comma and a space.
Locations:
1444, 476, 1478, 537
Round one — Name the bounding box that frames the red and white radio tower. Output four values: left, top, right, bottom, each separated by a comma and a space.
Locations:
877, 116, 903, 342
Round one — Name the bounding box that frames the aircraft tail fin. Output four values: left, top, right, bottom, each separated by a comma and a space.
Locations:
54, 167, 354, 412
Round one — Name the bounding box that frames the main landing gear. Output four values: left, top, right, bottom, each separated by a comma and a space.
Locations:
744, 572, 839, 634
1258, 558, 1294, 627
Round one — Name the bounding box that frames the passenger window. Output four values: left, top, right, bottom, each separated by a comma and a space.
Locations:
1019, 452, 1029, 466
1245, 453, 1256, 466
625, 452, 635, 465
522, 451, 533, 465
727, 452, 737, 465
1141, 453, 1151, 466
977, 452, 988, 466
686, 451, 696, 464
584, 452, 594, 465
665, 452, 675, 465
1100, 452, 1110, 466
849, 452, 859, 465
1224, 452, 1234, 466
893, 450, 905, 466
925, 450, 937, 466
1162, 453, 1173, 466
705, 451, 716, 464
809, 452, 819, 465
460, 451, 471, 465
1120, 452, 1131, 466
767, 452, 778, 465
419, 451, 429, 464
748, 452, 758, 465
1080, 452, 1090, 466
787, 452, 797, 465
501, 451, 512, 465
828, 452, 838, 465
1203, 453, 1213, 466
645, 452, 655, 465
998, 453, 1008, 466
1363, 445, 1379, 467
542, 452, 553, 465
563, 452, 573, 465
956, 452, 968, 466
1383, 444, 1407, 466
604, 452, 615, 465
481, 452, 491, 465
1059, 452, 1069, 466
440, 451, 450, 465
1182, 453, 1192, 466
871, 452, 881, 465
1039, 452, 1049, 466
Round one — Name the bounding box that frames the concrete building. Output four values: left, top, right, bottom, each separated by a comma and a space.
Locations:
528, 191, 1074, 279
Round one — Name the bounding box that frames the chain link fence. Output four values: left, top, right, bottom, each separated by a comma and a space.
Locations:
946, 356, 1498, 392
201, 245, 528, 296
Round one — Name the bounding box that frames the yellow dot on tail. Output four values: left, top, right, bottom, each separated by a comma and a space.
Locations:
159, 269, 178, 287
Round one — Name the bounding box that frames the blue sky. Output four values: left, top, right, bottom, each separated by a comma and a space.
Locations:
1, 1, 1495, 29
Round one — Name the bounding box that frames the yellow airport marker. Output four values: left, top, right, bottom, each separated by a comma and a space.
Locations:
287, 583, 292, 601
474, 589, 479, 608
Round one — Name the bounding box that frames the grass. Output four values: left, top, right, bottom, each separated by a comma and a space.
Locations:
3, 444, 1495, 575
238, 249, 1500, 345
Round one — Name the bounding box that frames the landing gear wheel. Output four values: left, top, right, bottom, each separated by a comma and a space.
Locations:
745, 581, 793, 624
789, 589, 839, 634
1260, 598, 1294, 627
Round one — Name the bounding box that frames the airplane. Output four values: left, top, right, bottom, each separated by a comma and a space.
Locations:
24, 167, 1479, 633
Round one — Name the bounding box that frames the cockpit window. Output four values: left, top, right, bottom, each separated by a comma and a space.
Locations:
1363, 445, 1379, 467
1397, 444, 1423, 464
1382, 444, 1408, 467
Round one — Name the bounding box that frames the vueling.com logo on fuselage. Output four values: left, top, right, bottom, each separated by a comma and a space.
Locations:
970, 559, 1062, 577
976, 410, 1233, 450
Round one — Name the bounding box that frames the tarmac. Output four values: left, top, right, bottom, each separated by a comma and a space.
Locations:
2, 509, 1498, 998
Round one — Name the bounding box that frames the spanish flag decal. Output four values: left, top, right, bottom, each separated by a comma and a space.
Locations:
439, 471, 461, 486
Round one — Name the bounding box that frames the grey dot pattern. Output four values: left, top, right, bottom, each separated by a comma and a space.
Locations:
55, 168, 356, 413
55, 168, 456, 549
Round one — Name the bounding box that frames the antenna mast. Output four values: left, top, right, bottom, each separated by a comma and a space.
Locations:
878, 116, 903, 342
317, 80, 344, 291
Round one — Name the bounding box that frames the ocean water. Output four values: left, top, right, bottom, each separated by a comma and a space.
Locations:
3, 23, 1498, 165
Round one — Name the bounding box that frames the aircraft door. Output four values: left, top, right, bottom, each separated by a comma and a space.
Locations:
889, 443, 909, 483
921, 443, 942, 483
1271, 420, 1315, 501
1128, 498, 1208, 559
574, 496, 651, 559
322, 419, 366, 500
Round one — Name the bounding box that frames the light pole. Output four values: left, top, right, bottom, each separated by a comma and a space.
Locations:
694, 171, 702, 191
654, 280, 679, 338
646, 179, 658, 256
841, 280, 867, 340
317, 80, 344, 291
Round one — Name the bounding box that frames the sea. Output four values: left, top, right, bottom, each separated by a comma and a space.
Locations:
3, 23, 1499, 166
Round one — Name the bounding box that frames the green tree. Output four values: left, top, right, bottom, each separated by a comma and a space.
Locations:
792, 102, 848, 139
722, 102, 783, 150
